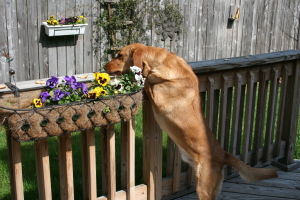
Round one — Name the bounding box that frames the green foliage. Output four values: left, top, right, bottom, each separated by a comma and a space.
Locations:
93, 0, 184, 67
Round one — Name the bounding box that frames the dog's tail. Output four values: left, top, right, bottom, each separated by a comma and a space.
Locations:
224, 152, 278, 182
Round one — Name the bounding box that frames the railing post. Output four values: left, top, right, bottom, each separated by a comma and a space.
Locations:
81, 129, 97, 200
143, 100, 162, 200
35, 138, 52, 200
59, 132, 74, 200
6, 130, 24, 200
273, 60, 300, 171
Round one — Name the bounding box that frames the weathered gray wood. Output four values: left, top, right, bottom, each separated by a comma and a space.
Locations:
218, 192, 299, 200
218, 75, 229, 148
222, 182, 300, 199
27, 0, 39, 80
173, 145, 181, 193
212, 89, 220, 136
56, 0, 67, 77
251, 69, 268, 166
228, 73, 242, 174
236, 84, 246, 155
207, 0, 218, 60
194, 0, 202, 61
279, 59, 300, 165
6, 0, 23, 82
166, 136, 175, 177
83, 0, 94, 74
263, 67, 279, 162
0, 0, 9, 83
66, 0, 76, 76
215, 0, 227, 59
227, 174, 300, 189
206, 76, 215, 130
242, 70, 255, 164
189, 50, 300, 74
47, 0, 58, 77
38, 0, 49, 78
74, 0, 85, 74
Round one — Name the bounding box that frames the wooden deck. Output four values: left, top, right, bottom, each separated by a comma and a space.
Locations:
175, 160, 300, 200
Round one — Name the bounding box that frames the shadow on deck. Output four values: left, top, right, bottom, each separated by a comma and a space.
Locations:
176, 160, 300, 200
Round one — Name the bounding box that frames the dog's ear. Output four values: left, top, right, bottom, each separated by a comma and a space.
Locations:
131, 47, 144, 69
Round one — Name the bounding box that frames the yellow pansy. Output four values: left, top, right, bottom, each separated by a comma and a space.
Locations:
51, 20, 58, 25
94, 87, 107, 97
94, 72, 110, 86
87, 91, 97, 99
33, 98, 43, 108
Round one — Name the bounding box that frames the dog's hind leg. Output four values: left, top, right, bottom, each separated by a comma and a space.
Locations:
194, 161, 223, 200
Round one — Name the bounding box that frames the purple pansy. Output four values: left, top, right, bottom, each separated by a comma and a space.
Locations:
52, 89, 66, 101
40, 91, 51, 102
76, 82, 88, 94
64, 75, 77, 90
46, 76, 59, 88
59, 18, 66, 24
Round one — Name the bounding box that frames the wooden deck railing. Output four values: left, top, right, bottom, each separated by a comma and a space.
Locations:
3, 50, 300, 200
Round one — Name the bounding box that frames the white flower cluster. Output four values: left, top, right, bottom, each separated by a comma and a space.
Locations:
130, 66, 145, 86
110, 77, 122, 91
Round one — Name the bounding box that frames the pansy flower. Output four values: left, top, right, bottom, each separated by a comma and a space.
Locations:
87, 91, 97, 99
76, 82, 88, 94
46, 76, 59, 88
94, 72, 110, 86
94, 87, 107, 97
64, 75, 77, 90
40, 91, 51, 102
52, 89, 65, 101
33, 98, 43, 108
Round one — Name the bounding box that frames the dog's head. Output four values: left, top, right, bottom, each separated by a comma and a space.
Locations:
105, 43, 148, 76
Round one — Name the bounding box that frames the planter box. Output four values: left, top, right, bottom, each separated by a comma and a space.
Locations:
0, 90, 142, 142
43, 22, 88, 36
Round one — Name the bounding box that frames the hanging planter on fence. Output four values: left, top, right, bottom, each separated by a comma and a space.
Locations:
43, 15, 88, 36
43, 22, 88, 36
0, 67, 145, 142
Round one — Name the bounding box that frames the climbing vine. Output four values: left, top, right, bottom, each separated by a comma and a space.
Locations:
92, 0, 184, 68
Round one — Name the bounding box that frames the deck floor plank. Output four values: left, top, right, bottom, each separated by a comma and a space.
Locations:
175, 162, 300, 200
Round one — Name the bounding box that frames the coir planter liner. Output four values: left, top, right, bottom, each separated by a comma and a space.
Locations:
0, 90, 142, 142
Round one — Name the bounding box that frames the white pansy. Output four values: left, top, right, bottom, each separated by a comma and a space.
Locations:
110, 77, 120, 86
135, 74, 143, 81
130, 66, 142, 73
137, 78, 145, 86
115, 83, 123, 91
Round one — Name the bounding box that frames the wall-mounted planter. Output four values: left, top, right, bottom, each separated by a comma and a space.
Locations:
43, 22, 88, 36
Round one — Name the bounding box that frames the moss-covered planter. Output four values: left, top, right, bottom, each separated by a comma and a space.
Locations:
0, 90, 142, 142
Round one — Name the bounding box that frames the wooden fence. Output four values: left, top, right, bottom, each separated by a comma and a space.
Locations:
2, 50, 300, 200
1, 0, 300, 83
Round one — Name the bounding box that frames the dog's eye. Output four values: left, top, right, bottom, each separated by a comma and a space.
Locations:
115, 53, 122, 58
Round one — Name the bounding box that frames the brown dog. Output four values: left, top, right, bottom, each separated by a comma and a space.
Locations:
105, 43, 278, 199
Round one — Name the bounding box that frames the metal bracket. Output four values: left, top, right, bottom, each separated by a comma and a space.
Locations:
5, 82, 20, 97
